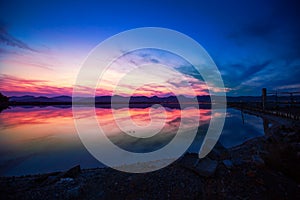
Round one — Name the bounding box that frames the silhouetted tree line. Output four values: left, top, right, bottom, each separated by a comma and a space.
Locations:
0, 93, 9, 103
0, 92, 9, 112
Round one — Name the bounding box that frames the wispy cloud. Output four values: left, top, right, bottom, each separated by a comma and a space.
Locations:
0, 74, 73, 97
0, 73, 209, 97
276, 84, 300, 91
0, 25, 37, 52
226, 59, 300, 95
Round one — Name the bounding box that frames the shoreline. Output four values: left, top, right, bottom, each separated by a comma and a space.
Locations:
1, 110, 299, 199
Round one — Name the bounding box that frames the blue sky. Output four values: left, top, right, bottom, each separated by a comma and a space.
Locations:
0, 0, 299, 96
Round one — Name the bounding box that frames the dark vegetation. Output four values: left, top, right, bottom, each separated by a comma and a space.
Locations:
0, 92, 9, 112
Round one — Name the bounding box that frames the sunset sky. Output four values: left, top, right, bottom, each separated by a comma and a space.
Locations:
0, 0, 299, 97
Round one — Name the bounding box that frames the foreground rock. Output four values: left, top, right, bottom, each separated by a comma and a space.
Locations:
194, 158, 218, 177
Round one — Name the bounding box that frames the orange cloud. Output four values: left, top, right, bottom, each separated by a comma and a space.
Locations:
0, 74, 73, 97
1, 73, 209, 97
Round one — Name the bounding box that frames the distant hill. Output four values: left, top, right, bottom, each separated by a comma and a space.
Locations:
0, 93, 9, 112
8, 94, 300, 104
9, 95, 209, 104
9, 95, 72, 103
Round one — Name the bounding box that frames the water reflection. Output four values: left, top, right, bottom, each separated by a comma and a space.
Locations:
219, 109, 264, 148
0, 106, 264, 176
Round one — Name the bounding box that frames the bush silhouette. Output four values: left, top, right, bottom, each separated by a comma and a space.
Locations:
0, 92, 9, 103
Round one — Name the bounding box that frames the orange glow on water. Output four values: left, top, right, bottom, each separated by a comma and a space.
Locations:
0, 106, 211, 143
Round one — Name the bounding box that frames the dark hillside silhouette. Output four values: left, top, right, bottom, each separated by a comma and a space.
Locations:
0, 92, 9, 112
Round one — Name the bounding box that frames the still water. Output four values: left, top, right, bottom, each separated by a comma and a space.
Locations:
0, 106, 264, 176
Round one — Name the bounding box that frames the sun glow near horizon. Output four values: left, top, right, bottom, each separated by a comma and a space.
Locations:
0, 48, 210, 98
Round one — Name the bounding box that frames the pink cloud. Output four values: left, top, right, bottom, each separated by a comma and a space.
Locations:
0, 73, 210, 97
0, 74, 73, 97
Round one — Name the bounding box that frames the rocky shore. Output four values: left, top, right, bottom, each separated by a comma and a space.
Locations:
1, 112, 299, 199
